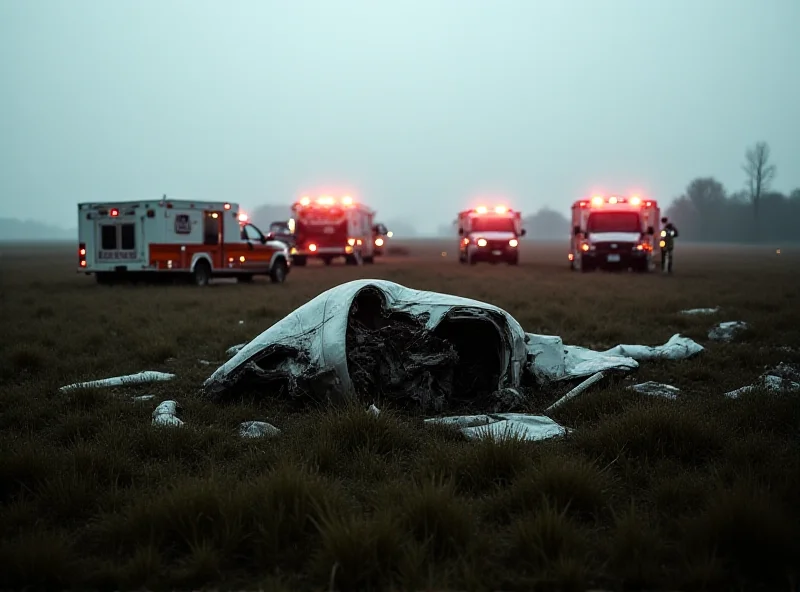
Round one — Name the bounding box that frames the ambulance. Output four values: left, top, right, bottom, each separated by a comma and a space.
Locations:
457, 205, 526, 265
290, 195, 376, 266
569, 194, 660, 272
77, 196, 292, 285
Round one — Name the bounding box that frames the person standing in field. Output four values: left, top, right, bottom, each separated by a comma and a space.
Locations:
660, 217, 679, 273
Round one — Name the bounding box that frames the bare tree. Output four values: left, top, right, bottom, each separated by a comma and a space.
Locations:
742, 141, 777, 226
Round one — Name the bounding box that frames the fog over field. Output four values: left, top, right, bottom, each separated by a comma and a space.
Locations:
1, 0, 798, 241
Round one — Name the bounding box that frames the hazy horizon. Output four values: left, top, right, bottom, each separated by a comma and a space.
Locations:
2, 0, 798, 233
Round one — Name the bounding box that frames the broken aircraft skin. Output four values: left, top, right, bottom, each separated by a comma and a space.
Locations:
202, 279, 704, 412
202, 279, 530, 410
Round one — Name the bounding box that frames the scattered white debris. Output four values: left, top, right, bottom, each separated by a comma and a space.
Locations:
152, 400, 184, 427
767, 362, 800, 383
238, 320, 244, 325
367, 404, 380, 416
724, 364, 800, 399
425, 413, 568, 442
545, 372, 606, 413
680, 307, 720, 315
709, 321, 748, 342
604, 334, 705, 361
226, 343, 247, 357
132, 394, 156, 402
198, 359, 221, 366
60, 371, 176, 393
629, 381, 681, 400
239, 420, 281, 438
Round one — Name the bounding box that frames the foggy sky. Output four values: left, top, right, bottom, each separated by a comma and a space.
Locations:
2, 0, 798, 234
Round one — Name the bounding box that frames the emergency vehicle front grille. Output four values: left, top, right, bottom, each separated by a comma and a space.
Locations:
486, 240, 510, 250
594, 241, 635, 252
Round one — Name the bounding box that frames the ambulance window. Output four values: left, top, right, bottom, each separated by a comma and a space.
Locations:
120, 224, 135, 250
101, 225, 117, 249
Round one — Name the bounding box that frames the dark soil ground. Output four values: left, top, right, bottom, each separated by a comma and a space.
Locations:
1, 239, 799, 591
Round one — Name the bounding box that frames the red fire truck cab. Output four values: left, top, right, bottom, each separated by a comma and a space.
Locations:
570, 194, 660, 272
77, 197, 291, 285
290, 195, 376, 266
457, 205, 526, 265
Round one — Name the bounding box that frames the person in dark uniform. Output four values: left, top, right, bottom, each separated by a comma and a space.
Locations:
659, 217, 679, 273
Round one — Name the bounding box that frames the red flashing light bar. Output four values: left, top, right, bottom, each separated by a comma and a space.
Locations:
472, 205, 514, 215
296, 195, 355, 207
578, 196, 653, 208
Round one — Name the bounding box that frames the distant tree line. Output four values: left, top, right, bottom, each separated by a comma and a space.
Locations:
665, 141, 799, 243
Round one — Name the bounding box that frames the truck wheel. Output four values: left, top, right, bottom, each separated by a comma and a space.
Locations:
292, 255, 307, 267
193, 261, 211, 286
270, 259, 288, 284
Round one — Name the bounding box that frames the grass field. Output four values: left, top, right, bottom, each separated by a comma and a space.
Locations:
1, 240, 799, 591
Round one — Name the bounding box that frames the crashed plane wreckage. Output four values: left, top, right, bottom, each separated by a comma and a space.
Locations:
202, 280, 704, 411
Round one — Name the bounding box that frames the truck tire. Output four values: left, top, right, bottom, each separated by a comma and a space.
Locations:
193, 260, 211, 286
270, 259, 288, 283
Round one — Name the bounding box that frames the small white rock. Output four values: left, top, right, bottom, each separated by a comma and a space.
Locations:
239, 420, 281, 439
367, 404, 380, 416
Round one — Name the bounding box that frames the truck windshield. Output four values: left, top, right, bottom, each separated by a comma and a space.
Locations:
587, 212, 641, 233
471, 217, 515, 233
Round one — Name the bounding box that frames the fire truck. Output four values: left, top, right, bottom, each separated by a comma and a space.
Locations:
76, 197, 292, 286
569, 194, 660, 272
457, 205, 526, 265
290, 195, 376, 266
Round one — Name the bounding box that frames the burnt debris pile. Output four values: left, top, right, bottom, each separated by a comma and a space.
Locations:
345, 287, 506, 413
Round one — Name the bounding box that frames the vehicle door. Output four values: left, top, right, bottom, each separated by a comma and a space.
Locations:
203, 210, 224, 268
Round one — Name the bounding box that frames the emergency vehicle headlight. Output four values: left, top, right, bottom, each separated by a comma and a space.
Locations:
387, 231, 393, 238
591, 196, 603, 206
495, 205, 507, 214
477, 238, 488, 247
509, 239, 518, 247
347, 238, 356, 246
375, 237, 384, 246
476, 206, 488, 214
659, 240, 666, 248
630, 196, 641, 206
345, 246, 354, 254
309, 243, 317, 252
290, 247, 297, 254
581, 243, 590, 252
609, 196, 618, 204
660, 230, 667, 237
